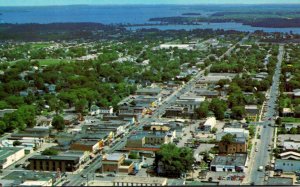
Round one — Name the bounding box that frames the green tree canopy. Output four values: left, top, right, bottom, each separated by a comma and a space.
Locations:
154, 143, 195, 177
52, 115, 65, 131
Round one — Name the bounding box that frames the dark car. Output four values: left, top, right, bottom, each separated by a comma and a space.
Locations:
129, 170, 138, 175
107, 174, 116, 177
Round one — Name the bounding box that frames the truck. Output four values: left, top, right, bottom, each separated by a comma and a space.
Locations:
258, 166, 264, 171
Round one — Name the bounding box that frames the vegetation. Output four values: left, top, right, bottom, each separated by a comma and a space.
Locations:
42, 148, 59, 156
154, 143, 195, 177
52, 115, 65, 131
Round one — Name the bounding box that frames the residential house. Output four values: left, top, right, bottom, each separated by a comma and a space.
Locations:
279, 151, 300, 160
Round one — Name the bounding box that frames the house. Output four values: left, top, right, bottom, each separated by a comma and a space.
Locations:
203, 117, 216, 131
0, 109, 17, 118
113, 176, 168, 186
192, 88, 219, 98
284, 123, 300, 131
101, 153, 134, 174
28, 155, 80, 172
282, 108, 294, 117
0, 147, 25, 169
210, 154, 247, 172
275, 159, 300, 172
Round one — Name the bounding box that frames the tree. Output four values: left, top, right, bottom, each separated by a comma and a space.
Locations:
52, 115, 65, 131
231, 106, 246, 120
290, 127, 298, 134
195, 101, 209, 119
42, 148, 59, 156
211, 127, 217, 134
248, 125, 256, 137
154, 143, 195, 177
221, 133, 236, 143
75, 99, 88, 114
13, 140, 22, 146
209, 98, 227, 120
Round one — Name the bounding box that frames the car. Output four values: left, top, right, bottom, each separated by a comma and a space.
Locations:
107, 174, 116, 177
96, 174, 104, 178
81, 174, 87, 178
129, 170, 138, 175
264, 125, 266, 128
255, 148, 258, 152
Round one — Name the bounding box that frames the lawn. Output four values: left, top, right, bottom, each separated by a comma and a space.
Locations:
38, 59, 70, 66
282, 117, 300, 123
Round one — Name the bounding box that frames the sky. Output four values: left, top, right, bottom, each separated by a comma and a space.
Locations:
0, 0, 299, 6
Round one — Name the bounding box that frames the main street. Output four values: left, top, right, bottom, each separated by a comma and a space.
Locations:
66, 33, 250, 186
248, 45, 284, 185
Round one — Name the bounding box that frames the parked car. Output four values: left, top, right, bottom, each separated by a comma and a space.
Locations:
107, 174, 116, 177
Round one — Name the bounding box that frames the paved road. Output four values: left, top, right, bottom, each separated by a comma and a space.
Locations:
248, 45, 284, 185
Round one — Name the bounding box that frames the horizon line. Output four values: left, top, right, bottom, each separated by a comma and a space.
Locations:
1, 3, 300, 7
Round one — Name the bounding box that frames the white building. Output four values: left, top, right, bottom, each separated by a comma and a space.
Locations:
203, 117, 216, 131
0, 147, 25, 169
216, 128, 249, 141
113, 176, 168, 186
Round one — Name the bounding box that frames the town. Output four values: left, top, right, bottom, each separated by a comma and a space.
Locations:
0, 24, 300, 187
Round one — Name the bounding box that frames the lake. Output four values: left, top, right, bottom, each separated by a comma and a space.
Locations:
1, 5, 300, 34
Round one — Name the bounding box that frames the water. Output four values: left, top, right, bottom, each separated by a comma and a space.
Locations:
127, 22, 300, 34
0, 5, 300, 34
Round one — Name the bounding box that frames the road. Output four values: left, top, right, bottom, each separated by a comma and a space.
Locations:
248, 45, 284, 185
66, 33, 251, 186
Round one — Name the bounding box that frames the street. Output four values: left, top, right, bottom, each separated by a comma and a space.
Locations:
248, 45, 284, 185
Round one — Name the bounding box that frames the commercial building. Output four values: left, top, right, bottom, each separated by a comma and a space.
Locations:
218, 138, 247, 154
28, 155, 80, 172
216, 128, 249, 141
275, 159, 300, 172
0, 147, 25, 169
245, 105, 259, 121
113, 176, 168, 186
101, 153, 134, 174
70, 140, 101, 153
210, 154, 247, 172
136, 87, 161, 96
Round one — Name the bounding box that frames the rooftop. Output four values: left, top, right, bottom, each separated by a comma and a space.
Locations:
28, 155, 80, 162
0, 147, 24, 162
267, 177, 293, 186
211, 154, 247, 166
113, 176, 167, 185
104, 153, 125, 161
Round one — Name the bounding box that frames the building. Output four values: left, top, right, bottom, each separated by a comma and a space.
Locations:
70, 139, 102, 153
135, 87, 161, 96
203, 117, 216, 131
279, 151, 300, 160
101, 153, 134, 174
164, 106, 186, 118
284, 123, 300, 131
275, 159, 300, 172
210, 154, 247, 172
113, 176, 168, 186
28, 155, 80, 172
245, 105, 259, 121
267, 177, 293, 186
176, 94, 205, 112
282, 140, 300, 151
216, 128, 249, 141
0, 147, 25, 169
218, 138, 247, 154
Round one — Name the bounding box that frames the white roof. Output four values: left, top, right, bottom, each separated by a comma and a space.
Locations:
204, 117, 216, 127
20, 181, 49, 186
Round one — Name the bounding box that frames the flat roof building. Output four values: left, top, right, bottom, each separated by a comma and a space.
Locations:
113, 176, 168, 186
0, 147, 25, 169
